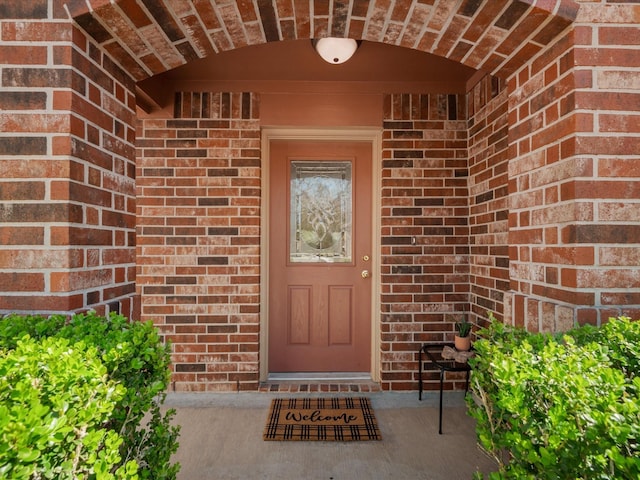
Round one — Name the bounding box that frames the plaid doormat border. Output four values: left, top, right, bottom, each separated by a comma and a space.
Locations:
263, 397, 381, 441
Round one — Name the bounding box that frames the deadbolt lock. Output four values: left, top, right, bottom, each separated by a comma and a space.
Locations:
363, 255, 370, 262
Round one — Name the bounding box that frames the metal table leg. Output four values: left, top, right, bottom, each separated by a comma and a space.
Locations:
420, 343, 472, 435
438, 367, 444, 434
418, 345, 423, 400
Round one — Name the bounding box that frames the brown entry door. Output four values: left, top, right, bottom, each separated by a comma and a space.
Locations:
269, 140, 372, 373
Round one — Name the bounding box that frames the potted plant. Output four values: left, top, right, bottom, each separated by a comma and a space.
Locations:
454, 318, 472, 351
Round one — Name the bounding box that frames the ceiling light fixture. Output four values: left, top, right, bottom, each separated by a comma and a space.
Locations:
313, 37, 359, 64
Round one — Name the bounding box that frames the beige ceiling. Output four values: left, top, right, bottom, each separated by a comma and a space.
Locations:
137, 40, 480, 111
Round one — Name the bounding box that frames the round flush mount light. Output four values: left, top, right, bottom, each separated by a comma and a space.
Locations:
313, 37, 359, 64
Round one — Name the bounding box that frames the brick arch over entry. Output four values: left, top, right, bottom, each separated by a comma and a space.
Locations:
53, 0, 637, 389
65, 0, 578, 81
2, 1, 633, 391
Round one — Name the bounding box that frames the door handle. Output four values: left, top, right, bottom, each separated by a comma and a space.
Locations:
361, 270, 370, 279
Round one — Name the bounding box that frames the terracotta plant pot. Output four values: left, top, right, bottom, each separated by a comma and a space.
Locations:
454, 335, 471, 351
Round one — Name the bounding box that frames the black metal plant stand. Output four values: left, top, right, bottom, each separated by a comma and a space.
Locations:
418, 342, 471, 434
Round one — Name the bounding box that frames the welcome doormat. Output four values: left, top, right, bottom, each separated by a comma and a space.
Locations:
263, 397, 381, 441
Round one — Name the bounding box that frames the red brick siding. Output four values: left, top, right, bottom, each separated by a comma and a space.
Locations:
572, 5, 640, 323
136, 92, 261, 392
507, 26, 591, 332
381, 93, 470, 391
506, 4, 640, 330
0, 5, 137, 317
468, 77, 510, 327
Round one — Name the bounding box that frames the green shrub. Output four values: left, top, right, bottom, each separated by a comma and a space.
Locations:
567, 316, 640, 380
468, 316, 640, 479
0, 336, 137, 479
0, 312, 180, 479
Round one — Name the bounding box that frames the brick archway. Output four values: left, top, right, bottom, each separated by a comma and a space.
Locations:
3, 1, 637, 392
65, 0, 586, 389
66, 0, 578, 81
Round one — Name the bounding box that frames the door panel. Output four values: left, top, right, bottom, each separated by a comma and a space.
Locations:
328, 285, 352, 345
288, 286, 311, 344
269, 140, 372, 373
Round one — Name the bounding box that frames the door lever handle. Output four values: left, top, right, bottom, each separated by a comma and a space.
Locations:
361, 270, 370, 279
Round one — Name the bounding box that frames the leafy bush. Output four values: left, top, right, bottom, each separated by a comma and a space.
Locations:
0, 336, 137, 479
567, 317, 640, 380
0, 312, 180, 479
468, 316, 640, 479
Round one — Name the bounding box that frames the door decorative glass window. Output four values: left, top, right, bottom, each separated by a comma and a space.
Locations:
290, 161, 352, 263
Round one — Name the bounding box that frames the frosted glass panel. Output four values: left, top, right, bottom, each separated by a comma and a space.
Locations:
290, 161, 352, 263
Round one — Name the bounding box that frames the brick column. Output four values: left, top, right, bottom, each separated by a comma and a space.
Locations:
507, 2, 640, 330
0, 3, 138, 317
468, 77, 510, 327
136, 92, 261, 392
381, 93, 469, 391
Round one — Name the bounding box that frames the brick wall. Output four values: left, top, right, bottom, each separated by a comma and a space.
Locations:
571, 3, 640, 323
0, 2, 137, 317
468, 77, 510, 327
381, 93, 469, 391
137, 91, 476, 392
506, 3, 640, 330
136, 92, 261, 392
507, 27, 583, 331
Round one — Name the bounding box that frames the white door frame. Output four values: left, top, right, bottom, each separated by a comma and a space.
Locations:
260, 127, 382, 382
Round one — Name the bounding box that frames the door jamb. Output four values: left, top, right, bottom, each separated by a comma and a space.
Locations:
260, 127, 382, 382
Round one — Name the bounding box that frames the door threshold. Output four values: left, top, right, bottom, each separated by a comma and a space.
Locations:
261, 372, 381, 393
268, 372, 372, 382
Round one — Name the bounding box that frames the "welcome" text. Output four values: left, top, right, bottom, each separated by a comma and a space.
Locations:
285, 410, 358, 424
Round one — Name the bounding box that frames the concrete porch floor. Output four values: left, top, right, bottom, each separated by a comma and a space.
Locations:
164, 391, 497, 479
